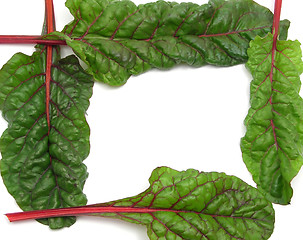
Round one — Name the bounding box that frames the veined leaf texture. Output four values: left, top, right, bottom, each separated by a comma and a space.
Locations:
0, 0, 300, 237
83, 167, 275, 240
5, 167, 276, 240
241, 34, 303, 205
54, 0, 289, 86
0, 47, 94, 229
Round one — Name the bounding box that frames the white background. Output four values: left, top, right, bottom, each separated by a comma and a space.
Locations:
0, 0, 302, 239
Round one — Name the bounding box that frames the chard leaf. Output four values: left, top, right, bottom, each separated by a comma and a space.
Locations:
91, 167, 274, 240
6, 167, 275, 239
0, 47, 93, 229
241, 34, 303, 205
53, 0, 289, 86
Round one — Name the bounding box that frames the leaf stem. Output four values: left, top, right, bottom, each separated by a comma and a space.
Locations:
45, 0, 55, 134
269, 0, 282, 150
46, 0, 55, 34
0, 35, 66, 45
272, 0, 282, 38
5, 206, 168, 222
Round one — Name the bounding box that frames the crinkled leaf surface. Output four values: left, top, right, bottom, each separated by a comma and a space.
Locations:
241, 34, 303, 205
0, 47, 93, 229
91, 167, 275, 240
53, 0, 289, 86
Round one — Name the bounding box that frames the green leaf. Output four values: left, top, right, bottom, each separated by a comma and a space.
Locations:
53, 0, 289, 86
240, 34, 303, 205
0, 48, 93, 229
90, 167, 275, 240
5, 167, 275, 239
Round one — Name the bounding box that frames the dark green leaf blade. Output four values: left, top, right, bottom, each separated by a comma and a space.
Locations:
92, 167, 275, 240
0, 50, 93, 229
54, 0, 289, 86
240, 34, 303, 204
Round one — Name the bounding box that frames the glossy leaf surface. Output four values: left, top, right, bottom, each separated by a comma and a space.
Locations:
0, 47, 93, 229
91, 167, 275, 240
241, 34, 303, 205
55, 0, 289, 86
5, 167, 275, 239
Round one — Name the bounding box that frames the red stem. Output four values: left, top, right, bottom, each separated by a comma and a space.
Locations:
46, 46, 52, 133
45, 0, 55, 134
272, 0, 282, 38
269, 0, 282, 150
0, 35, 66, 45
5, 206, 169, 222
46, 0, 55, 34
